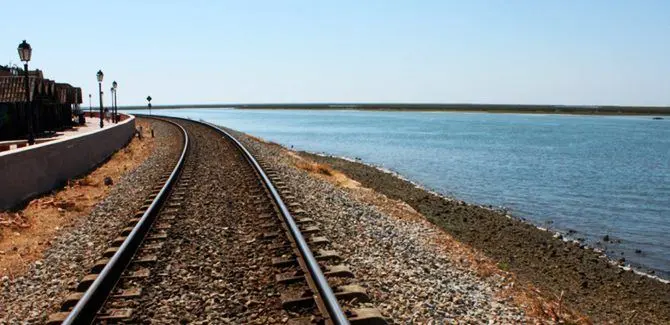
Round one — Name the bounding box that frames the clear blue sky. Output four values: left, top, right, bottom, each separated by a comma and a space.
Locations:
2, 1, 669, 106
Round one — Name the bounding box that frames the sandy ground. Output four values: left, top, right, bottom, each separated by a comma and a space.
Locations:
0, 120, 155, 278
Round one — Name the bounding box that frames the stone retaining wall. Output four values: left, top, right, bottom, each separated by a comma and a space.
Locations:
0, 115, 136, 210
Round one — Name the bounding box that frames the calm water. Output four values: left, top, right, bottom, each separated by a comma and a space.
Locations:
140, 109, 670, 278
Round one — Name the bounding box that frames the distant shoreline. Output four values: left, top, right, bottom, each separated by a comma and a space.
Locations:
121, 103, 670, 115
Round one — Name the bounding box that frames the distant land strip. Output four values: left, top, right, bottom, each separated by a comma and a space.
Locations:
121, 103, 670, 115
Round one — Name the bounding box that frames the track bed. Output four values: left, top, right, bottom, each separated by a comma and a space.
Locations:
48, 117, 385, 324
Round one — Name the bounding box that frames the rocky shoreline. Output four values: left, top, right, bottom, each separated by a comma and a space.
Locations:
300, 152, 670, 324
312, 153, 670, 284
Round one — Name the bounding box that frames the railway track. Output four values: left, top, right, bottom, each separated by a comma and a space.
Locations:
47, 116, 386, 324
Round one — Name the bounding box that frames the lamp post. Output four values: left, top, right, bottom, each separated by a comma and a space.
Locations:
18, 40, 34, 145
88, 93, 92, 117
147, 96, 152, 116
112, 81, 118, 123
97, 70, 104, 128
110, 87, 114, 122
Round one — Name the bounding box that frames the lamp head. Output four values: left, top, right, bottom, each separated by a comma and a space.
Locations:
17, 40, 32, 62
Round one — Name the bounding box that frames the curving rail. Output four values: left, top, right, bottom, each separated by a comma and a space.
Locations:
51, 115, 354, 324
60, 118, 190, 324
198, 120, 351, 325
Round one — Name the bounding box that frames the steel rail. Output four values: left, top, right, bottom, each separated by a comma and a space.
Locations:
62, 117, 189, 324
195, 119, 350, 325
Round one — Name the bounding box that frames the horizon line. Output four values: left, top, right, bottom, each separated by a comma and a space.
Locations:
116, 102, 670, 109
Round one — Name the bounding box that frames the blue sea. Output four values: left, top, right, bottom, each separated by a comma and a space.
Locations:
135, 108, 670, 278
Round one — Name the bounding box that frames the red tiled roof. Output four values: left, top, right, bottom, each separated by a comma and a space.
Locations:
0, 76, 82, 104
0, 77, 29, 102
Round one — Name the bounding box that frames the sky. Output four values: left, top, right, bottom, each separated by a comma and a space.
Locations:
1, 1, 669, 106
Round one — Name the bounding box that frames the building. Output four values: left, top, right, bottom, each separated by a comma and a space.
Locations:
0, 65, 82, 140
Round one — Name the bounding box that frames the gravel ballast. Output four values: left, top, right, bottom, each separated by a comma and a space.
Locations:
229, 128, 530, 323
130, 120, 291, 324
0, 119, 182, 323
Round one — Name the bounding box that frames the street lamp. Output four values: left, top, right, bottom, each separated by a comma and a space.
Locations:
18, 40, 34, 145
97, 70, 104, 128
110, 86, 114, 123
112, 81, 118, 123
88, 93, 92, 117
147, 96, 152, 116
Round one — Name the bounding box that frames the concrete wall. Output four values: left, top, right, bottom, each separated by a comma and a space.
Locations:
0, 115, 136, 210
